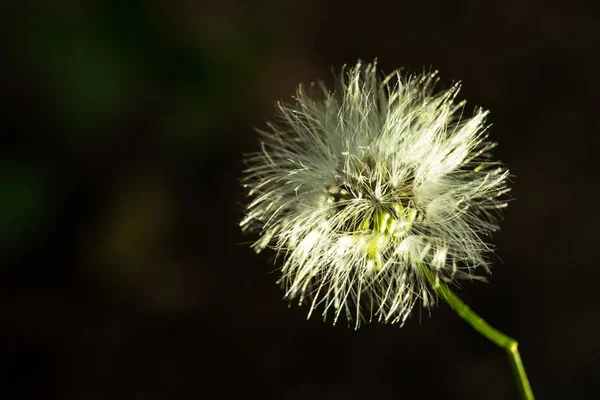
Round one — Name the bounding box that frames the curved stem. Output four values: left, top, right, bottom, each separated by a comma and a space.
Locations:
422, 268, 535, 400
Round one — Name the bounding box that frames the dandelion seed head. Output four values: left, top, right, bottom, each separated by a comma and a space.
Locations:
241, 60, 510, 328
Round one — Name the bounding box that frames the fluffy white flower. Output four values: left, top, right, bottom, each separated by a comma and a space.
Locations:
240, 60, 510, 328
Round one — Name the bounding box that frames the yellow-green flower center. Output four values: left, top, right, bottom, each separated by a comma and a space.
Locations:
354, 203, 417, 272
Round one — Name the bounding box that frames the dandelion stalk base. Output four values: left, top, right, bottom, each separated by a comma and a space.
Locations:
422, 267, 535, 400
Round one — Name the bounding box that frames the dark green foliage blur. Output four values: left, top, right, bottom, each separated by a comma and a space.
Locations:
3, 0, 261, 264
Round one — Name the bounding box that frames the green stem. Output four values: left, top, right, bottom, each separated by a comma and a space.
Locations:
422, 268, 535, 400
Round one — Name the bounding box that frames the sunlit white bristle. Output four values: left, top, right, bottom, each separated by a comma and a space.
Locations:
240, 60, 510, 328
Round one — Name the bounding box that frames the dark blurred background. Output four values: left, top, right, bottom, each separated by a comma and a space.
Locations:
1, 0, 599, 399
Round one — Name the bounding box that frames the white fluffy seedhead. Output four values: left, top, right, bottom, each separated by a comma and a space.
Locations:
241, 60, 510, 328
